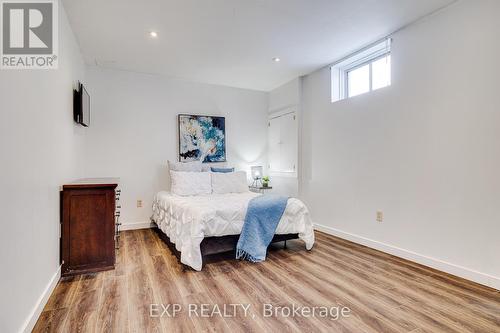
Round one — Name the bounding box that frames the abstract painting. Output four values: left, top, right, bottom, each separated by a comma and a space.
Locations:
178, 114, 226, 163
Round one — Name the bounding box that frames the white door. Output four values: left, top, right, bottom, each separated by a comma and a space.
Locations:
268, 111, 297, 176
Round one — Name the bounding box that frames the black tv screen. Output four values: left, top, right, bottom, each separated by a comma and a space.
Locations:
74, 82, 90, 127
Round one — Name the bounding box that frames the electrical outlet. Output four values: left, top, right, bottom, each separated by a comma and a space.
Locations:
137, 200, 143, 208
376, 210, 383, 223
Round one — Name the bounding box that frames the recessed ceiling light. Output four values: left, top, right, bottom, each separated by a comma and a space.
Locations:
272, 57, 281, 62
149, 31, 158, 38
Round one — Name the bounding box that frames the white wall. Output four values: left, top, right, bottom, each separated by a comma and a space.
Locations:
268, 78, 301, 197
0, 2, 86, 332
269, 78, 301, 112
84, 68, 269, 226
301, 0, 500, 288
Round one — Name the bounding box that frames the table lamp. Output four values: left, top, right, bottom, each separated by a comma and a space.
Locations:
251, 166, 263, 187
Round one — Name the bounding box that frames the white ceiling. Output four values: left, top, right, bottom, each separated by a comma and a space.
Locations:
62, 0, 455, 91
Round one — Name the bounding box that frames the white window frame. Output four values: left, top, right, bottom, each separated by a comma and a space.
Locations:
331, 38, 392, 103
345, 53, 391, 98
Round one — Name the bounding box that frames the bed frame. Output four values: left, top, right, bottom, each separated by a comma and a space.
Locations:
152, 222, 298, 268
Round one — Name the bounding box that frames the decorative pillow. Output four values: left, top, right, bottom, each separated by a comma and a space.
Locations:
211, 167, 235, 173
168, 160, 203, 172
211, 171, 249, 194
170, 171, 212, 196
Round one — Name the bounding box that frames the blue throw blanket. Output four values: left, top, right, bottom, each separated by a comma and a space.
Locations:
236, 194, 289, 262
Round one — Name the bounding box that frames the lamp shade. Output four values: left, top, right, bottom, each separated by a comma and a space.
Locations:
251, 166, 263, 180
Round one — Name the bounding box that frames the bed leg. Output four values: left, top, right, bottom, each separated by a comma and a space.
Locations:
284, 240, 287, 249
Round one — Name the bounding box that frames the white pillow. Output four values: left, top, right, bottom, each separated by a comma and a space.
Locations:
170, 171, 212, 196
168, 160, 203, 172
211, 171, 249, 194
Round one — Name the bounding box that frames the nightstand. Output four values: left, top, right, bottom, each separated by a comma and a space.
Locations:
249, 186, 273, 194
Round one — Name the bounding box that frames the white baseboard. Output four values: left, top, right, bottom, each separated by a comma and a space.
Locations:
120, 220, 154, 231
21, 265, 61, 333
314, 223, 500, 291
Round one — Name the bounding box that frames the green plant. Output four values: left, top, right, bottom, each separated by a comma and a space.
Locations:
262, 176, 270, 187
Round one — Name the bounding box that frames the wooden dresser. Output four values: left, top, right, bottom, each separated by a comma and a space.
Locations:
60, 178, 119, 277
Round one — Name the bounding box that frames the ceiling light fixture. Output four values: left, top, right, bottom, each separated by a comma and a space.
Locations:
272, 57, 281, 62
149, 31, 158, 38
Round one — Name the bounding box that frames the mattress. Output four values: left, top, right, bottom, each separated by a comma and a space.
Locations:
152, 191, 315, 270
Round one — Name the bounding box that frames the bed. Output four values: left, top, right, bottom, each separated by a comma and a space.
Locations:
151, 190, 315, 270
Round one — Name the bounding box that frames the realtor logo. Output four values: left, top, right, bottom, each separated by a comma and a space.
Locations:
1, 0, 58, 69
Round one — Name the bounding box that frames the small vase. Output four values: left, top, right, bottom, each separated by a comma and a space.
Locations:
262, 183, 269, 188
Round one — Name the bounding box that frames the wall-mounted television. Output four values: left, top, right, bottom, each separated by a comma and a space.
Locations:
73, 82, 90, 127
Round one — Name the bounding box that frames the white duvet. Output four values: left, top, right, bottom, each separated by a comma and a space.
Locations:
152, 191, 315, 270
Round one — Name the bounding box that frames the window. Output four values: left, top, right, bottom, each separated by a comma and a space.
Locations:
331, 38, 391, 102
347, 63, 370, 98
346, 54, 391, 98
372, 54, 391, 90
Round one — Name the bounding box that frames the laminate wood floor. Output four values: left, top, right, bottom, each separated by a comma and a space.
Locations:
33, 229, 500, 333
